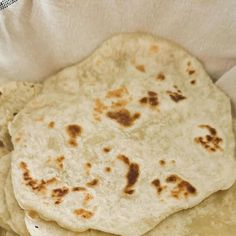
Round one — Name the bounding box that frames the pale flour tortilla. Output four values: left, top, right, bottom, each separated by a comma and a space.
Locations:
0, 81, 41, 233
9, 33, 236, 236
5, 173, 29, 236
24, 120, 236, 236
0, 81, 42, 157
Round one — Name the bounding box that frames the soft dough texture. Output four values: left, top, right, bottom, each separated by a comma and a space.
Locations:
0, 81, 42, 158
4, 173, 29, 236
9, 33, 236, 236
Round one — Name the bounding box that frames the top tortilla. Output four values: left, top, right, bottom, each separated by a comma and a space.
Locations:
9, 33, 236, 236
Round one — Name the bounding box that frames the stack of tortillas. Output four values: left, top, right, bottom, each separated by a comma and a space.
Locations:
0, 33, 235, 236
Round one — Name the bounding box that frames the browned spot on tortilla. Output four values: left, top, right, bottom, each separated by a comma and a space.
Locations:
171, 160, 176, 164
66, 124, 82, 139
148, 91, 157, 97
195, 125, 223, 152
51, 187, 69, 204
111, 99, 129, 108
106, 87, 128, 98
85, 162, 92, 168
190, 80, 196, 85
152, 179, 160, 187
46, 178, 57, 184
166, 174, 179, 183
103, 147, 111, 153
140, 91, 159, 107
19, 162, 56, 193
68, 139, 77, 147
135, 65, 145, 72
117, 154, 130, 165
178, 181, 196, 194
0, 140, 4, 147
74, 209, 94, 219
124, 189, 135, 194
166, 90, 186, 102
156, 72, 165, 81
188, 70, 195, 75
83, 193, 94, 205
56, 156, 65, 169
187, 61, 191, 66
117, 155, 140, 194
48, 121, 55, 128
106, 109, 140, 127
105, 167, 111, 172
159, 160, 166, 166
166, 174, 197, 199
66, 124, 81, 147
151, 179, 164, 194
28, 210, 38, 219
124, 163, 139, 194
72, 187, 86, 192
86, 179, 99, 187
0, 91, 2, 96
149, 45, 159, 53
139, 97, 148, 104
94, 99, 108, 114
13, 112, 17, 116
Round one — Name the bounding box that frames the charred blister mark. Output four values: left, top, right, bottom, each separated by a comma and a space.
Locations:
19, 162, 57, 193
165, 174, 197, 199
74, 208, 94, 219
56, 156, 65, 169
93, 88, 131, 122
151, 178, 166, 194
117, 154, 140, 195
86, 179, 99, 187
51, 187, 69, 204
194, 125, 223, 152
135, 65, 146, 73
190, 80, 196, 85
156, 72, 165, 81
159, 160, 166, 166
104, 167, 112, 173
139, 91, 159, 107
48, 121, 55, 128
106, 109, 140, 127
103, 147, 111, 153
186, 61, 196, 75
66, 124, 82, 147
72, 187, 87, 192
166, 86, 186, 103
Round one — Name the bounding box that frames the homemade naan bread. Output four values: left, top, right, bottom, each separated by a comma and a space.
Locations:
0, 81, 42, 157
9, 33, 236, 236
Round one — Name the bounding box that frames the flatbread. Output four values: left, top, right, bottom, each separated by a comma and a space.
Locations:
9, 33, 236, 236
0, 81, 42, 157
5, 173, 29, 236
24, 119, 236, 236
0, 154, 13, 231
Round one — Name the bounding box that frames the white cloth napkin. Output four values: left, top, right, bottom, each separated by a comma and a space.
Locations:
0, 0, 235, 82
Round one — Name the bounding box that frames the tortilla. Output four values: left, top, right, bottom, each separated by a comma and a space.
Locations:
9, 33, 236, 236
24, 119, 236, 235
0, 81, 42, 158
0, 154, 13, 231
5, 172, 29, 236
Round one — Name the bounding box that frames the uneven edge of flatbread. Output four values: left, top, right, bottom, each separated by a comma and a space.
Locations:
9, 33, 236, 236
